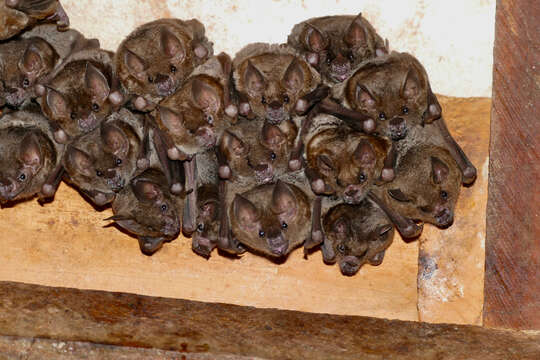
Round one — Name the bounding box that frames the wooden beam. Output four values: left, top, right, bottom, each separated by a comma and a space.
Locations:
484, 0, 540, 330
0, 281, 538, 359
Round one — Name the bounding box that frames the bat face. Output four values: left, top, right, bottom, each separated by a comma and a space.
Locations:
40, 59, 113, 143
230, 180, 311, 258
63, 112, 141, 206
288, 14, 387, 84
307, 127, 390, 204
384, 145, 461, 228
191, 184, 220, 257
111, 168, 180, 241
0, 125, 55, 203
323, 201, 394, 276
116, 20, 212, 102
218, 119, 297, 184
344, 52, 442, 140
0, 37, 59, 108
235, 51, 315, 124
155, 74, 228, 156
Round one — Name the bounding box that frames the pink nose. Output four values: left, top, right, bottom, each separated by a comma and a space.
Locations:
195, 127, 216, 148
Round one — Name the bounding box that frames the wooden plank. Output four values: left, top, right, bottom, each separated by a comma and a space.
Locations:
484, 0, 540, 330
417, 97, 490, 325
0, 281, 539, 360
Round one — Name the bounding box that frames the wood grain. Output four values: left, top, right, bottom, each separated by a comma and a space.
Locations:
1, 281, 539, 360
484, 0, 540, 330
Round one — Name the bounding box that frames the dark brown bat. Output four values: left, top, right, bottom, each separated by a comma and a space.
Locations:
303, 113, 392, 204
113, 18, 213, 111
0, 36, 59, 109
109, 168, 182, 255
232, 43, 322, 124
287, 13, 387, 85
369, 144, 462, 239
322, 200, 394, 276
0, 105, 64, 204
0, 0, 69, 41
155, 54, 237, 161
1, 25, 98, 109
63, 108, 143, 206
106, 123, 186, 255
38, 49, 115, 144
230, 180, 311, 259
217, 117, 298, 185
331, 51, 476, 184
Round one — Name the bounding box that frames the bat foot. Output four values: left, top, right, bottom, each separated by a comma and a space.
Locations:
170, 182, 183, 195
225, 104, 238, 118
288, 158, 302, 171
295, 99, 309, 114
53, 130, 68, 144
363, 118, 376, 133
109, 91, 124, 105
136, 158, 150, 170
381, 168, 395, 182
134, 96, 147, 111
311, 179, 325, 194
239, 102, 251, 116
218, 165, 231, 179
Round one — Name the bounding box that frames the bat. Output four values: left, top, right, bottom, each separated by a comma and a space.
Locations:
288, 13, 387, 84
113, 18, 213, 111
322, 200, 394, 276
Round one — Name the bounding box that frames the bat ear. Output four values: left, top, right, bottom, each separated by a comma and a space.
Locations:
66, 146, 93, 177
388, 188, 412, 202
46, 87, 70, 119
157, 106, 185, 136
233, 194, 259, 230
356, 85, 376, 110
220, 130, 246, 158
124, 49, 147, 78
304, 23, 327, 52
19, 44, 44, 76
133, 180, 162, 202
261, 123, 286, 147
19, 133, 43, 173
353, 140, 376, 166
191, 78, 220, 113
271, 180, 298, 221
423, 86, 442, 124
102, 123, 129, 159
243, 60, 265, 97
85, 62, 110, 104
282, 59, 305, 94
332, 216, 350, 235
431, 156, 449, 184
344, 13, 367, 47
200, 200, 218, 220
160, 27, 185, 61
401, 66, 422, 100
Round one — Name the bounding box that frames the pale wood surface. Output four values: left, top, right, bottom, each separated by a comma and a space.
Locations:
0, 96, 489, 323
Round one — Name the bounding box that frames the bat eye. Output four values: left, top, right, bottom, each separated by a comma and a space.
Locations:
197, 223, 204, 232
96, 170, 103, 177
22, 78, 30, 88
258, 230, 265, 238
440, 190, 448, 200
358, 173, 367, 183
161, 204, 168, 212
92, 103, 100, 112
115, 158, 122, 166
70, 112, 76, 120
283, 94, 290, 103
378, 112, 387, 120
18, 173, 26, 182
270, 152, 276, 160
205, 114, 214, 124
402, 106, 409, 114
148, 75, 154, 83
170, 65, 177, 73
348, 53, 355, 61
261, 96, 267, 104
281, 222, 288, 229
337, 243, 346, 253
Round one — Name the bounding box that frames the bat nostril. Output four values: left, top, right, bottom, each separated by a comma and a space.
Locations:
390, 117, 405, 126
269, 101, 282, 110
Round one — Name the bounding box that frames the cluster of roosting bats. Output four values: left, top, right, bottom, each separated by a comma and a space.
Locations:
0, 1, 476, 276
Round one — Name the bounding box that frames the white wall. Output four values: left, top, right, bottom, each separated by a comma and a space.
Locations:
62, 0, 496, 97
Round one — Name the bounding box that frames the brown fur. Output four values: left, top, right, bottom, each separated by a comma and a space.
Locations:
322, 200, 394, 276
114, 18, 213, 109
288, 13, 387, 85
